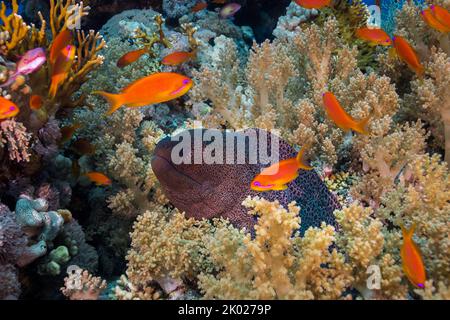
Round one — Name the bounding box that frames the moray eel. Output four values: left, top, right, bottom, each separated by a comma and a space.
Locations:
151, 129, 340, 235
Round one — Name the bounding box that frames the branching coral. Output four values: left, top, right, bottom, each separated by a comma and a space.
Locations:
61, 266, 106, 300
125, 205, 214, 299
0, 0, 46, 53
406, 48, 450, 165
198, 197, 353, 300
351, 121, 428, 206
190, 17, 400, 169
378, 154, 450, 286
0, 118, 32, 162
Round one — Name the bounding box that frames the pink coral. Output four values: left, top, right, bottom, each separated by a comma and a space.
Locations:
0, 119, 31, 162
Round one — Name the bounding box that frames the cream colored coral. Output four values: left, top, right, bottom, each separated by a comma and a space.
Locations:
351, 121, 428, 205
61, 267, 106, 300
378, 154, 450, 286
0, 119, 31, 162
199, 197, 353, 300
125, 206, 215, 298
408, 48, 450, 165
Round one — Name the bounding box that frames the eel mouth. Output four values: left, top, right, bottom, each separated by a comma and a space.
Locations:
151, 137, 201, 193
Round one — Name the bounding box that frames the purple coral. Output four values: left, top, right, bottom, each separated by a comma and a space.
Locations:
33, 117, 62, 162
0, 202, 27, 300
0, 264, 21, 300
0, 203, 27, 265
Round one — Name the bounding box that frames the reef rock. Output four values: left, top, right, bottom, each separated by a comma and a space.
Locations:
273, 2, 318, 39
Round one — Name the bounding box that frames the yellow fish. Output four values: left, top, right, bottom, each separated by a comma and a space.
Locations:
94, 72, 193, 115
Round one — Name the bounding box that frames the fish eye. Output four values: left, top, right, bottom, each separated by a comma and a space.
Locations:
182, 79, 190, 85
9, 106, 15, 111
253, 181, 261, 187
418, 283, 424, 288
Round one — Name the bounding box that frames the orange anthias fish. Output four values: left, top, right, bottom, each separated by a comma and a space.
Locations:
49, 45, 76, 98
116, 48, 149, 68
294, 0, 331, 9
391, 35, 424, 75
29, 95, 43, 110
94, 72, 194, 115
251, 146, 313, 192
421, 8, 450, 33
161, 51, 196, 66
60, 123, 82, 143
0, 96, 20, 120
355, 27, 393, 46
431, 5, 450, 29
322, 92, 370, 135
85, 172, 112, 186
49, 29, 73, 65
401, 224, 427, 289
192, 1, 208, 12
71, 139, 96, 155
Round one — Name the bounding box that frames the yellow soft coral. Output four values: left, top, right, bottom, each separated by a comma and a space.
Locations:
198, 197, 353, 300
378, 154, 450, 286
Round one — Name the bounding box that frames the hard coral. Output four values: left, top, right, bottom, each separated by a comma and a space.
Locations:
61, 266, 106, 300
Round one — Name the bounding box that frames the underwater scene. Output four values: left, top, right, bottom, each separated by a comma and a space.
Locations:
0, 0, 449, 301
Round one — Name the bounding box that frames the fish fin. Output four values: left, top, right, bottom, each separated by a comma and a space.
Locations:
272, 184, 288, 191
416, 65, 425, 78
355, 114, 371, 135
296, 144, 313, 170
93, 91, 124, 115
49, 78, 59, 99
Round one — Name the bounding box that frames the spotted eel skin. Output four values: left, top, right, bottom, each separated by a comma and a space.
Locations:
151, 128, 340, 235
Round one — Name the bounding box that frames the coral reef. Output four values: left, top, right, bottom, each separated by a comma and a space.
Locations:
0, 0, 449, 302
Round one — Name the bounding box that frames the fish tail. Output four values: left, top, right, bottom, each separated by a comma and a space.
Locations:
49, 78, 59, 99
296, 144, 313, 170
401, 223, 416, 240
355, 114, 371, 135
416, 64, 425, 77
93, 91, 124, 115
